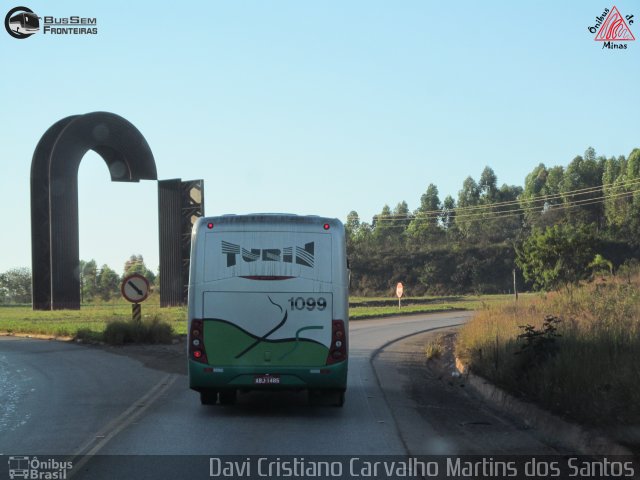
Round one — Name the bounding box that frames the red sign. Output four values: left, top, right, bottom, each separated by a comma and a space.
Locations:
396, 282, 404, 298
121, 273, 150, 303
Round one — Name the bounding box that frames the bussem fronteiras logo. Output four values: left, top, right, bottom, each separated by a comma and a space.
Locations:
4, 5, 97, 38
5, 6, 39, 39
588, 5, 635, 49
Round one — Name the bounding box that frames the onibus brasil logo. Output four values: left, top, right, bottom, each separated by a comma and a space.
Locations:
7, 456, 73, 479
588, 5, 635, 49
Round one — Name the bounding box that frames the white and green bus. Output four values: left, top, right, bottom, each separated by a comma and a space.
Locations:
188, 214, 349, 406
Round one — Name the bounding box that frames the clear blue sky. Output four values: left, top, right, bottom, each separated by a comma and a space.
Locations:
1, 1, 638, 274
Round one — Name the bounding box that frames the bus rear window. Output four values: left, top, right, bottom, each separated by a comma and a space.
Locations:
203, 231, 332, 283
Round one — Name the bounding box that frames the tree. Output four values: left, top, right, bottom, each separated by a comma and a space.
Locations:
627, 148, 640, 179
603, 155, 630, 231
418, 184, 441, 216
626, 148, 640, 240
543, 165, 564, 197
457, 176, 480, 207
372, 204, 394, 240
345, 146, 640, 296
96, 265, 120, 301
123, 255, 156, 284
345, 210, 361, 251
561, 152, 604, 226
80, 259, 98, 302
440, 195, 456, 231
345, 210, 360, 235
588, 254, 613, 276
479, 166, 498, 203
392, 201, 411, 231
407, 184, 441, 238
520, 163, 548, 224
455, 176, 481, 236
0, 268, 32, 304
520, 163, 569, 228
516, 224, 596, 291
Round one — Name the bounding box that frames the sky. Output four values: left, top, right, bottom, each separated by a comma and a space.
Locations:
1, 1, 639, 274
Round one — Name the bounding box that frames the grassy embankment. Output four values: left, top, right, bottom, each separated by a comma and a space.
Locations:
349, 293, 524, 318
0, 293, 524, 343
0, 297, 185, 343
456, 273, 640, 434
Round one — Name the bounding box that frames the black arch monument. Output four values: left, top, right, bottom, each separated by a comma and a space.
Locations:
31, 112, 158, 310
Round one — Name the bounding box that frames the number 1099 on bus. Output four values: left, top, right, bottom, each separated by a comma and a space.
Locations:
288, 297, 327, 311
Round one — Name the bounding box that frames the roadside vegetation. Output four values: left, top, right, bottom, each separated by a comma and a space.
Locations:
0, 293, 518, 343
424, 334, 445, 361
0, 294, 186, 341
456, 268, 640, 434
349, 293, 527, 319
347, 147, 640, 297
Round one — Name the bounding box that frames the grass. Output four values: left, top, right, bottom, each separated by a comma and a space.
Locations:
456, 273, 640, 433
424, 334, 444, 360
350, 293, 532, 319
0, 294, 187, 342
351, 303, 459, 319
0, 292, 526, 344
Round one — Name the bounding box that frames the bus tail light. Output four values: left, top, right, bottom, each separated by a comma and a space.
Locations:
326, 320, 347, 365
190, 319, 209, 364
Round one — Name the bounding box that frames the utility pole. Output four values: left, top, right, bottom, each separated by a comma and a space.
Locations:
513, 268, 518, 301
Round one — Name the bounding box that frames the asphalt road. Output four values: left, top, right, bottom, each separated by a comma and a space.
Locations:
0, 311, 476, 478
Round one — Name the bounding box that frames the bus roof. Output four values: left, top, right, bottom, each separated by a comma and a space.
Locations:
200, 213, 342, 228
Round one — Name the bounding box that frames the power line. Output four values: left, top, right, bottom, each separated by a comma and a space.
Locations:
364, 179, 640, 220
365, 188, 640, 228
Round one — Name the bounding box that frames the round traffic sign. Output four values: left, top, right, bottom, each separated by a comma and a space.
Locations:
396, 282, 404, 298
121, 273, 150, 303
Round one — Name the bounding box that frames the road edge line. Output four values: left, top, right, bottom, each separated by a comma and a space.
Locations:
66, 373, 178, 477
368, 321, 468, 456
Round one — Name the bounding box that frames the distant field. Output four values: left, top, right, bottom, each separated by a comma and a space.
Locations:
349, 294, 528, 319
0, 298, 187, 337
0, 293, 528, 340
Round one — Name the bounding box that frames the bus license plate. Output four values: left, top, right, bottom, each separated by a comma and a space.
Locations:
254, 375, 280, 385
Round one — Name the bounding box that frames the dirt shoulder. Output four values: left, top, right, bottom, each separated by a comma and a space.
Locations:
89, 337, 188, 375
372, 328, 575, 455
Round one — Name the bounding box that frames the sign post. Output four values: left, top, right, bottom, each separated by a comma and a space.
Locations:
121, 273, 150, 322
396, 282, 404, 309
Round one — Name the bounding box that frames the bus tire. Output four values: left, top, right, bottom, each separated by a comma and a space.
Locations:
308, 389, 345, 407
308, 389, 323, 406
219, 389, 237, 405
200, 389, 218, 405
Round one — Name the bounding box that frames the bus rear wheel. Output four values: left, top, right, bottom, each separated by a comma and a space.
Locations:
200, 389, 218, 405
308, 389, 345, 407
219, 389, 237, 405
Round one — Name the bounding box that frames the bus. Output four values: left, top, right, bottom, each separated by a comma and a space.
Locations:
9, 12, 39, 34
8, 456, 29, 479
187, 214, 349, 406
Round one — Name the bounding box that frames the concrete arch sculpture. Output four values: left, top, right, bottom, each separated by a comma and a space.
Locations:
30, 112, 157, 310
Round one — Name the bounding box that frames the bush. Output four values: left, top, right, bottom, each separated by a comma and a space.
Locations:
75, 328, 103, 343
456, 275, 640, 431
424, 335, 444, 360
515, 315, 562, 368
103, 316, 174, 345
